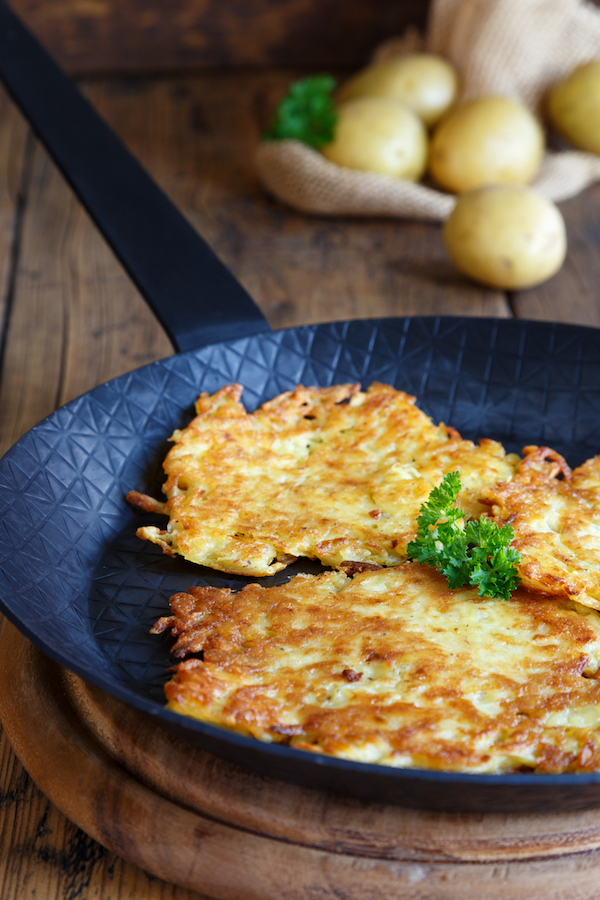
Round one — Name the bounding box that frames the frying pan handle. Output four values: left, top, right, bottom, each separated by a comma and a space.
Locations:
0, 0, 270, 353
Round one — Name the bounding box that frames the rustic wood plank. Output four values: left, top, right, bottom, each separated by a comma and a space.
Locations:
0, 68, 505, 459
0, 83, 53, 900
0, 88, 30, 394
0, 739, 209, 900
10, 0, 429, 75
7, 0, 600, 79
0, 138, 173, 455
0, 78, 189, 898
511, 184, 600, 327
0, 88, 174, 457
84, 73, 510, 333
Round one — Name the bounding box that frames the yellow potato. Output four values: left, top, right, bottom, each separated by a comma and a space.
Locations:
321, 97, 427, 180
429, 97, 544, 194
443, 185, 566, 290
547, 60, 600, 154
337, 53, 459, 128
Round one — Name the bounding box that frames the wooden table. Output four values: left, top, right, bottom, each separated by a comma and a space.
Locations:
1, 68, 600, 899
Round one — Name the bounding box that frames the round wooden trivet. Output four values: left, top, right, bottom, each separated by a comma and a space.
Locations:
4, 619, 600, 899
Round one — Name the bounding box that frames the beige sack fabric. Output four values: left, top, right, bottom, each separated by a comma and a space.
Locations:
255, 0, 600, 221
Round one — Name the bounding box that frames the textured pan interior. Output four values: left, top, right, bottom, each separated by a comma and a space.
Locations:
2, 315, 600, 813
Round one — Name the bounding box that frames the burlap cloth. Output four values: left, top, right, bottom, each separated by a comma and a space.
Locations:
255, 0, 600, 221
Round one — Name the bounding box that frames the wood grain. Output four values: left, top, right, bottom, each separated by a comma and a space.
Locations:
0, 89, 29, 388
5, 618, 600, 900
83, 74, 510, 331
512, 184, 600, 327
9, 0, 428, 75
0, 72, 510, 457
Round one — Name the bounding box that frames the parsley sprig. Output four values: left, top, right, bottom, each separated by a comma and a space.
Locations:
263, 75, 338, 148
406, 472, 521, 601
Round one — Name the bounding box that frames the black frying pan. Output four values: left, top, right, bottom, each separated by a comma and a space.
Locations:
1, 0, 600, 815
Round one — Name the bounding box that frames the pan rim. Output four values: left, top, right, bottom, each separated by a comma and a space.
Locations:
2, 313, 600, 810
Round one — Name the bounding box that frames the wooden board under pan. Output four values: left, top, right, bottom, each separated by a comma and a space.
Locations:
3, 616, 600, 900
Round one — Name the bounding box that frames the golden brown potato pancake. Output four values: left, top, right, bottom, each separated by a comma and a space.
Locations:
128, 382, 518, 576
485, 446, 600, 611
152, 563, 600, 773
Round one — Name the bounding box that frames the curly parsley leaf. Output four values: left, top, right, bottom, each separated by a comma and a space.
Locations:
263, 75, 338, 148
406, 471, 521, 601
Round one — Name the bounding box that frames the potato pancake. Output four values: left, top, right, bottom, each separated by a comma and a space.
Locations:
128, 382, 518, 576
152, 563, 600, 773
485, 446, 600, 611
